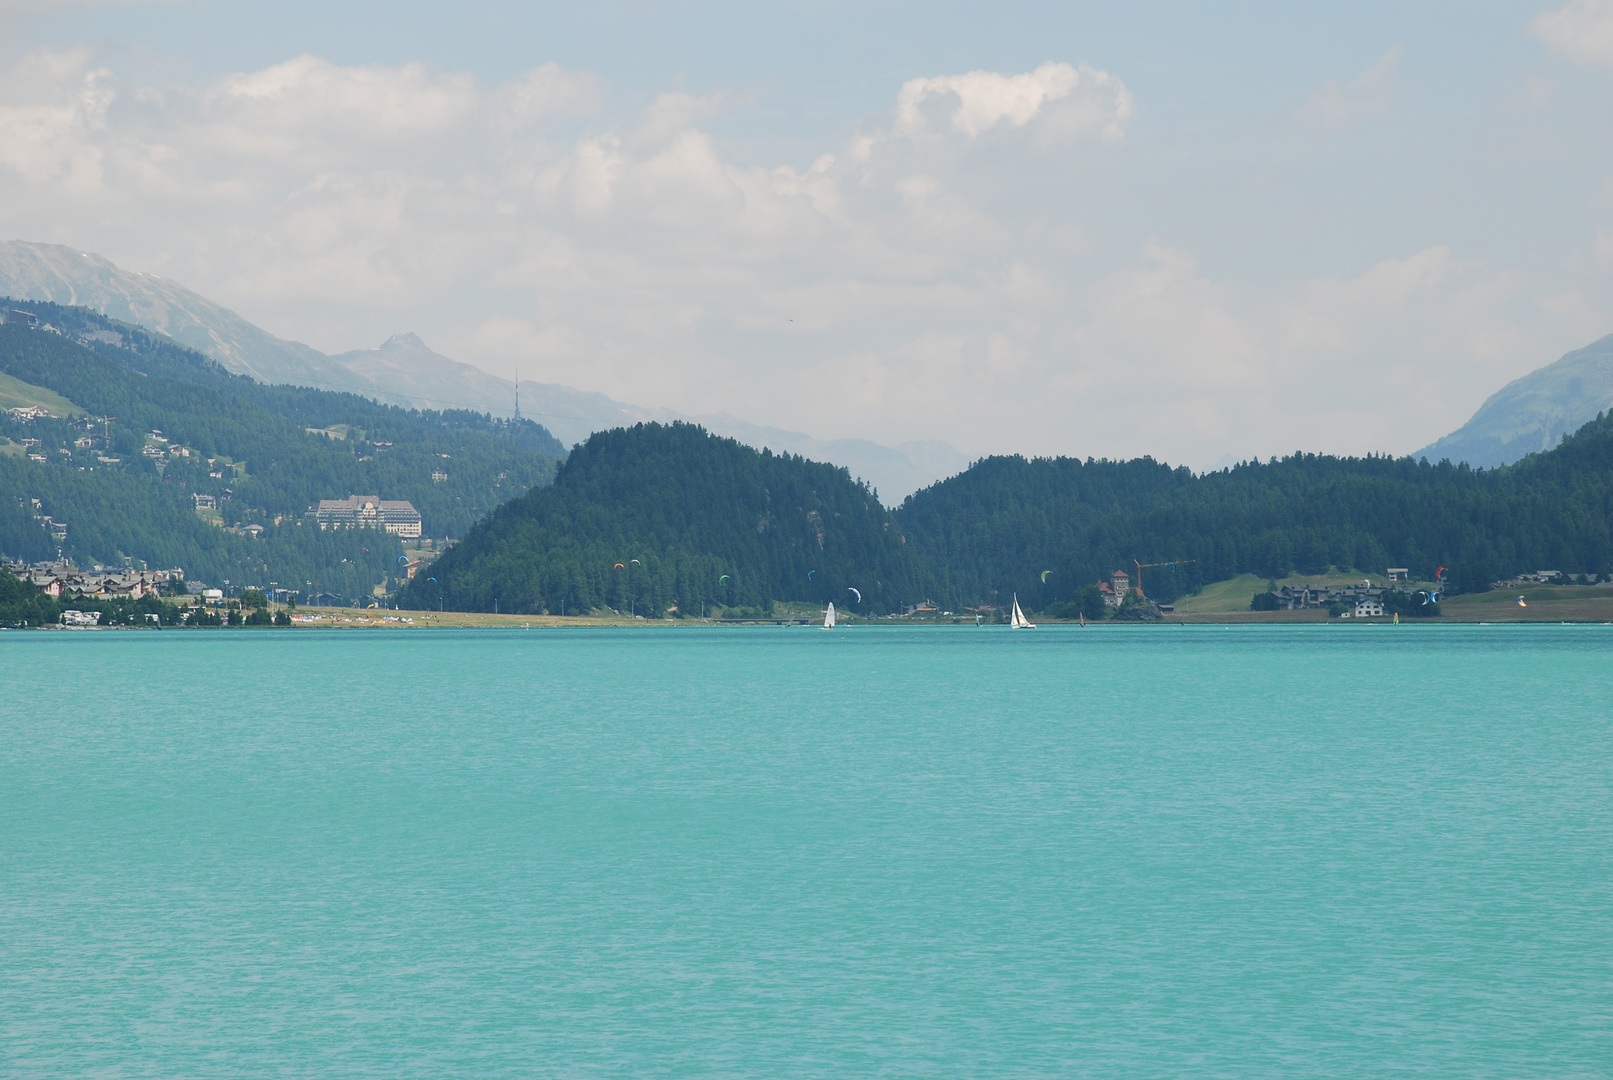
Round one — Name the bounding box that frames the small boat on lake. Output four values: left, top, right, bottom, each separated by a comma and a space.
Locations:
823, 602, 836, 629
1010, 594, 1035, 629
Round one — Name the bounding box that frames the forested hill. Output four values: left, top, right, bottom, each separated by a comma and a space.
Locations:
399, 422, 926, 616
400, 413, 1613, 617
0, 306, 563, 598
898, 412, 1613, 610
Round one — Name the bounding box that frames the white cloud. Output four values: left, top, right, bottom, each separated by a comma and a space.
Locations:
1295, 46, 1401, 128
0, 47, 114, 190
0, 49, 1584, 469
209, 56, 478, 142
490, 63, 606, 132
1534, 0, 1613, 67
893, 61, 1133, 142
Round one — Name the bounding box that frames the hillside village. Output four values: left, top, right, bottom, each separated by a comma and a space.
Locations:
9, 560, 181, 601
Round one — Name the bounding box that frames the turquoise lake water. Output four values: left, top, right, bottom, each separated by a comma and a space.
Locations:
2, 624, 1610, 1076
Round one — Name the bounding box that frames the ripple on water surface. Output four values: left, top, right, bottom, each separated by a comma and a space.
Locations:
2, 624, 1610, 1076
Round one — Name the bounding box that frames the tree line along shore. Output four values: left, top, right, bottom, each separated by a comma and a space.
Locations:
12, 411, 1613, 625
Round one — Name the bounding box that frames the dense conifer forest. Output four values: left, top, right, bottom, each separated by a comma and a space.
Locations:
399, 422, 928, 616
900, 413, 1613, 610
403, 416, 1613, 617
0, 308, 563, 597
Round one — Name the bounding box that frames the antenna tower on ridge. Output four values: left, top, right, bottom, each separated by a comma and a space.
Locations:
513, 365, 522, 423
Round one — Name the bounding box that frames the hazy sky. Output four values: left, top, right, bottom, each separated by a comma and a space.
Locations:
3, 0, 1612, 466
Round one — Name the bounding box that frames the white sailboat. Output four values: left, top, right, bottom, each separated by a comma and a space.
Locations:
823, 602, 836, 629
1010, 594, 1035, 629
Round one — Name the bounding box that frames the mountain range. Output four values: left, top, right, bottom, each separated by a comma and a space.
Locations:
11, 238, 1613, 480
1414, 334, 1613, 468
0, 241, 966, 499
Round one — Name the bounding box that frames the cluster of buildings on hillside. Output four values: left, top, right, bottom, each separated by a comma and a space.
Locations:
5, 491, 428, 607
7, 561, 182, 601
142, 431, 194, 463
6, 559, 331, 615
1265, 581, 1394, 616
306, 495, 422, 539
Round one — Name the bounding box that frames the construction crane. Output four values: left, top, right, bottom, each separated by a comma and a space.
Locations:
1133, 558, 1195, 600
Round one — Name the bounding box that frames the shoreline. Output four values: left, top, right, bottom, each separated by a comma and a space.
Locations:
21, 598, 1613, 629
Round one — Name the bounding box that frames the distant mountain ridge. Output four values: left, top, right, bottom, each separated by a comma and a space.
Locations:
1415, 334, 1613, 468
0, 240, 966, 499
0, 241, 353, 389
330, 332, 524, 416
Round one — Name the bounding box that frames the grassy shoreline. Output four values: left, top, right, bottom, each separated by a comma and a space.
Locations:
273, 590, 1613, 627
31, 586, 1613, 630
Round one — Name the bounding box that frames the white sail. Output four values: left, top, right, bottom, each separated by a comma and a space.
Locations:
1011, 594, 1035, 629
824, 602, 835, 629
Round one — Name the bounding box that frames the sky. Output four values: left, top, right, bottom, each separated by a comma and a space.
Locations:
2, 0, 1612, 467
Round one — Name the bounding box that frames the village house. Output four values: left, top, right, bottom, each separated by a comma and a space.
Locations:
897, 600, 940, 616
26, 569, 63, 597
1096, 570, 1133, 608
